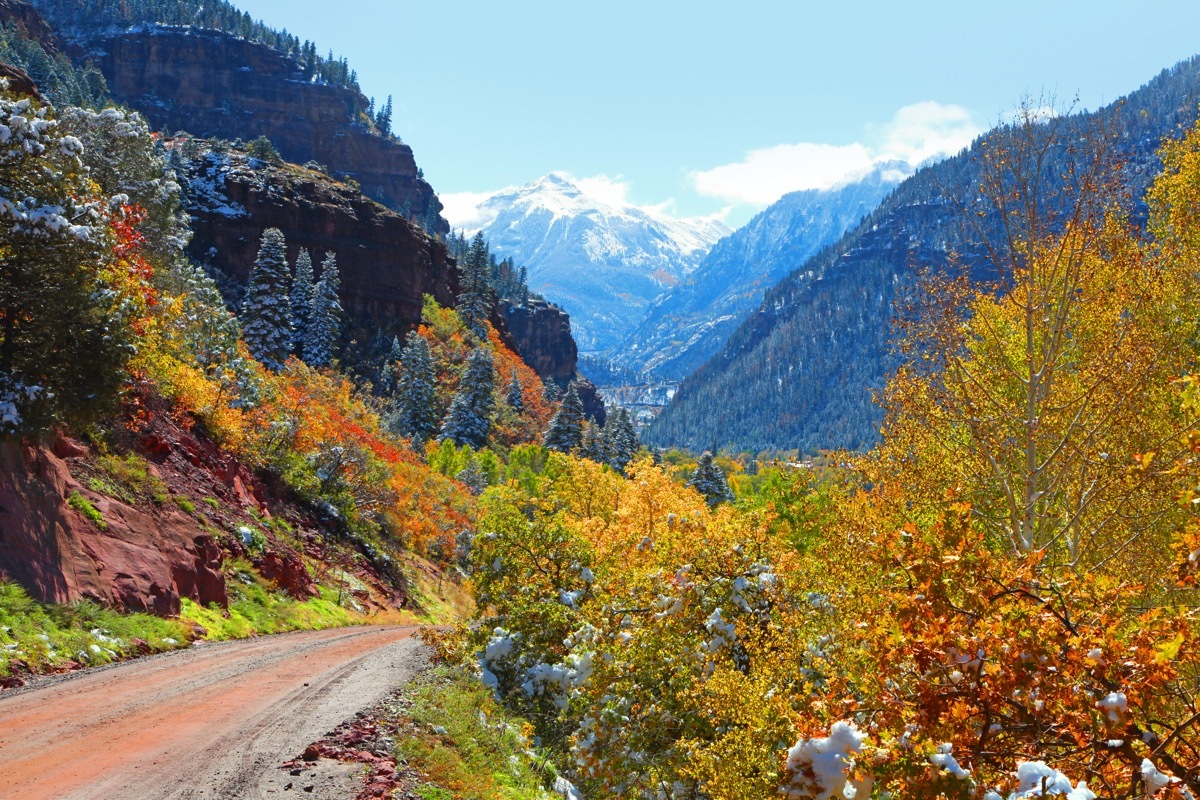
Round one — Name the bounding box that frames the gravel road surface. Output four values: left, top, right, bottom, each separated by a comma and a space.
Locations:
0, 626, 426, 799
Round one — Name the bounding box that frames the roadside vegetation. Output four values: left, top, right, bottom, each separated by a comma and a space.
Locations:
396, 666, 563, 800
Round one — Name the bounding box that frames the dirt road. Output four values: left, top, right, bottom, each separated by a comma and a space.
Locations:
0, 626, 426, 800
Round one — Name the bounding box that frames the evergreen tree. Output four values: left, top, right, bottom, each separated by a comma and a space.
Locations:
579, 419, 607, 463
375, 95, 393, 137
543, 382, 586, 453
605, 407, 640, 473
246, 135, 282, 165
290, 249, 314, 353
242, 228, 293, 370
440, 347, 496, 448
455, 458, 488, 496
686, 452, 734, 507
378, 335, 402, 394
458, 232, 492, 338
390, 331, 439, 443
505, 371, 525, 413
303, 252, 342, 367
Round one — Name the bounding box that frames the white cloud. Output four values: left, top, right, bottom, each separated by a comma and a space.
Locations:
692, 142, 875, 206
439, 188, 511, 232
873, 101, 978, 164
573, 173, 635, 208
692, 101, 981, 207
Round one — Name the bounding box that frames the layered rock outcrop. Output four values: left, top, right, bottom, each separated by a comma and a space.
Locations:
184, 149, 458, 331
184, 150, 598, 402
0, 439, 226, 616
89, 26, 441, 225
501, 299, 577, 387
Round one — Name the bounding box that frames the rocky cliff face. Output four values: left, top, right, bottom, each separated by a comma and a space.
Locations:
90, 26, 441, 226
182, 146, 594, 398
0, 437, 227, 616
183, 146, 459, 333
0, 0, 60, 53
0, 399, 417, 616
500, 299, 577, 387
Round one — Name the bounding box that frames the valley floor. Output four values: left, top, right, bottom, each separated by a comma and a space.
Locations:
0, 626, 426, 800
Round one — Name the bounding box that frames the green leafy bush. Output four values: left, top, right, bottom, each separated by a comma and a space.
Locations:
67, 491, 106, 530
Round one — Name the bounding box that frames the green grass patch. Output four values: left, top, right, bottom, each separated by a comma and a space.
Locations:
0, 582, 188, 677
397, 667, 559, 800
180, 560, 360, 640
174, 496, 196, 514
203, 496, 220, 510
67, 491, 106, 530
93, 452, 169, 504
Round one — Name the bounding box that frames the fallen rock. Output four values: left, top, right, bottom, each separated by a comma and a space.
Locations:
256, 550, 318, 600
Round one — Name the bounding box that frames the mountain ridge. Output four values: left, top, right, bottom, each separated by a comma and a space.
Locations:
457, 172, 730, 352
617, 163, 906, 380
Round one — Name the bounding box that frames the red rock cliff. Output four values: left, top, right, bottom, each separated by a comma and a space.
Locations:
92, 26, 442, 226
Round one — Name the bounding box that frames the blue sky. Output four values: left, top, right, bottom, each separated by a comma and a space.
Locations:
233, 0, 1200, 228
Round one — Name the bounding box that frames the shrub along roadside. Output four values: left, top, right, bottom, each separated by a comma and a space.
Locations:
0, 582, 189, 678
395, 666, 566, 800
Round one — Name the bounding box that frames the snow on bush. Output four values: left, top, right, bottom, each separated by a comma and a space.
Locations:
1096, 691, 1128, 722
1142, 758, 1194, 799
1001, 761, 1096, 799
929, 742, 970, 779
779, 720, 870, 800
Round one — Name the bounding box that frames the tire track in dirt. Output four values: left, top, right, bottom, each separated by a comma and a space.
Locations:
0, 626, 426, 800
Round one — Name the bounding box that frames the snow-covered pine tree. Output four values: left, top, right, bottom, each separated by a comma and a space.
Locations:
290, 248, 314, 353
303, 251, 342, 367
687, 452, 734, 507
242, 228, 293, 370
605, 407, 640, 473
455, 458, 488, 495
439, 347, 495, 448
458, 232, 492, 338
579, 419, 607, 463
505, 370, 525, 413
543, 382, 586, 452
390, 330, 440, 443
378, 335, 402, 394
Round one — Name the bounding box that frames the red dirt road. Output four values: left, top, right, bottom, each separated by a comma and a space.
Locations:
0, 626, 426, 799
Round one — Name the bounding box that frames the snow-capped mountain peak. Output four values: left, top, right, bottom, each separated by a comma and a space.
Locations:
444, 173, 731, 352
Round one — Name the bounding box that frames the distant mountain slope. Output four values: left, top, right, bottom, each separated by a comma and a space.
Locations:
618, 164, 904, 380
467, 173, 730, 352
647, 55, 1200, 454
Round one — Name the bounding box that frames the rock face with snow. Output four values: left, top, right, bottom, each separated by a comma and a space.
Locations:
80, 24, 442, 226
182, 146, 460, 335
618, 165, 903, 380
466, 173, 730, 352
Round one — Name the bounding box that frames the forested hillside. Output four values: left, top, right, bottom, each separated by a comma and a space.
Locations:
649, 56, 1200, 454
618, 163, 902, 380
